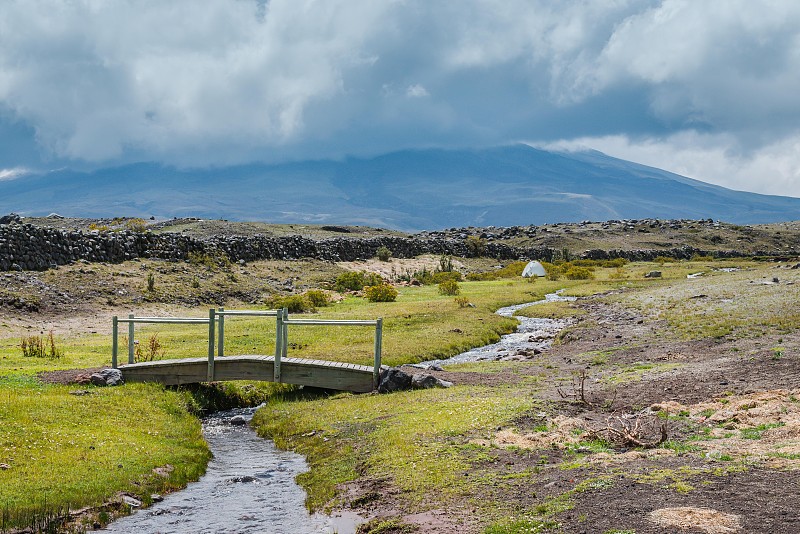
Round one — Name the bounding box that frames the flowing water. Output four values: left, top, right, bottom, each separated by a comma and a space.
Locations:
103, 407, 361, 534
104, 291, 574, 533
420, 290, 577, 367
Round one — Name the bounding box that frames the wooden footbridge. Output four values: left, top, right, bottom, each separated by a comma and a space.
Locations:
111, 308, 383, 393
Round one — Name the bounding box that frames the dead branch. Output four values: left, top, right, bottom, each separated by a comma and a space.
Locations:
557, 369, 616, 411
587, 413, 668, 449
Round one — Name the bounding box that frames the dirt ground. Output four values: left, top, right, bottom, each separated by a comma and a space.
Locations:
343, 273, 800, 533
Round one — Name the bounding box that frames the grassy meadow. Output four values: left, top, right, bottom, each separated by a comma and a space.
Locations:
2, 256, 791, 532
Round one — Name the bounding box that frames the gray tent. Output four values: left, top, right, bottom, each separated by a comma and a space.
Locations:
521, 260, 546, 277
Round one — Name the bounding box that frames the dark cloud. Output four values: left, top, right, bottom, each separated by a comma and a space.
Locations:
0, 0, 799, 194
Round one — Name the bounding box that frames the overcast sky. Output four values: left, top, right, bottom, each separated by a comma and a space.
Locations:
1, 0, 800, 196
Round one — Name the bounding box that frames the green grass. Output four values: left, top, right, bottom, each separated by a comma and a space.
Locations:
0, 377, 209, 529
612, 261, 800, 341
252, 385, 534, 512
514, 301, 586, 319
0, 279, 581, 371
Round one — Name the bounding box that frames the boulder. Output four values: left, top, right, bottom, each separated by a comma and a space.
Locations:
644, 271, 662, 278
90, 368, 124, 387
378, 367, 412, 393
411, 374, 453, 389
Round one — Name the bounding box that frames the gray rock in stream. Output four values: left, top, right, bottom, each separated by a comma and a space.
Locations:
229, 415, 248, 426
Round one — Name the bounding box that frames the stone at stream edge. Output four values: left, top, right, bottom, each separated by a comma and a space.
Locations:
378, 367, 452, 393
378, 368, 411, 393
411, 374, 453, 389
90, 368, 123, 387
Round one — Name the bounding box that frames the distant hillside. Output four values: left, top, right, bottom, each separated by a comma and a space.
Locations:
1, 145, 799, 231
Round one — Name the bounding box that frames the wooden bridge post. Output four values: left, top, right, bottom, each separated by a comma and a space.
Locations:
112, 316, 118, 368
217, 307, 225, 358
274, 309, 283, 383
207, 308, 216, 381
127, 314, 135, 364
374, 318, 383, 389
282, 308, 289, 359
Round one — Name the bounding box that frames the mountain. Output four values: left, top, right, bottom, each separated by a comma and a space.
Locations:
1, 145, 799, 231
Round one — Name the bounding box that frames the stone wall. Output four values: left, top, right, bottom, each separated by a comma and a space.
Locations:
0, 222, 751, 272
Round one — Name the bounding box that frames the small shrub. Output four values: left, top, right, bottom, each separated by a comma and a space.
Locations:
431, 271, 462, 284
136, 334, 165, 363
540, 261, 562, 281
191, 277, 200, 288
304, 289, 330, 307
465, 261, 527, 281
409, 267, 434, 285
125, 218, 148, 232
376, 246, 392, 262
269, 294, 313, 313
654, 255, 675, 265
438, 279, 460, 296
20, 335, 45, 358
147, 272, 155, 292
335, 271, 365, 292
21, 331, 63, 359
465, 236, 486, 256
564, 266, 594, 280
454, 296, 470, 308
188, 251, 232, 271
335, 271, 383, 292
363, 271, 384, 287
439, 254, 454, 272
87, 223, 109, 231
364, 283, 398, 302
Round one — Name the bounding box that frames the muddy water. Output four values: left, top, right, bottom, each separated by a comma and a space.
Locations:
103, 407, 360, 534
421, 290, 577, 367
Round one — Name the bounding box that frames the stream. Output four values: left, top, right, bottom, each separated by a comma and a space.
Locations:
103, 407, 361, 534
421, 290, 577, 367
103, 291, 574, 533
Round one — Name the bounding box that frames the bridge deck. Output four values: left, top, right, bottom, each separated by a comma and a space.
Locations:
119, 355, 377, 393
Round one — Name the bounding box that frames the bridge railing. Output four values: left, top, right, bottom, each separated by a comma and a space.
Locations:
112, 309, 384, 387
281, 317, 383, 389
112, 312, 216, 379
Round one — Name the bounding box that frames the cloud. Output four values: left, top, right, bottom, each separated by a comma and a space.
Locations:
542, 132, 800, 198
0, 167, 29, 181
406, 84, 429, 98
0, 0, 799, 196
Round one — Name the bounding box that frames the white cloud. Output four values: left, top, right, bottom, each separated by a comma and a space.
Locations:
406, 84, 429, 98
0, 167, 29, 181
541, 132, 800, 198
